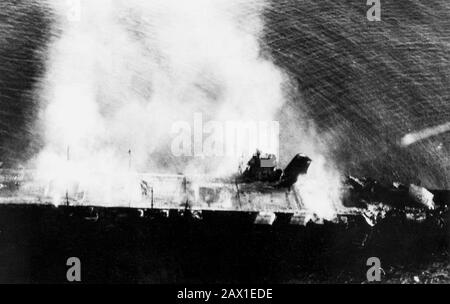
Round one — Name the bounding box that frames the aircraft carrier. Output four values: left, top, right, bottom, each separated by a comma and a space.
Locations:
0, 152, 448, 283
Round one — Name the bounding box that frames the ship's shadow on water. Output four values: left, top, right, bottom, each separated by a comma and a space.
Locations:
0, 204, 448, 283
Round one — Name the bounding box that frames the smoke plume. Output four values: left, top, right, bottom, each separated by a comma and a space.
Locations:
33, 0, 342, 215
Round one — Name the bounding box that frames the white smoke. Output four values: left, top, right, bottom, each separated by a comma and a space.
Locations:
33, 0, 343, 214
295, 155, 342, 220
34, 0, 285, 201
278, 90, 344, 219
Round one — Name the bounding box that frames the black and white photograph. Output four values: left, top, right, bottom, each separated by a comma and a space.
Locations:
0, 0, 449, 287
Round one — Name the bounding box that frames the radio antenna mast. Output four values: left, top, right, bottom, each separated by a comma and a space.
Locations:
128, 149, 132, 170
66, 145, 70, 206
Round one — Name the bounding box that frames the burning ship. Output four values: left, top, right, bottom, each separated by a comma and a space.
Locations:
0, 151, 448, 283
0, 150, 447, 227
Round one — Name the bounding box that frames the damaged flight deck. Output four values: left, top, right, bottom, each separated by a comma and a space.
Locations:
0, 151, 448, 227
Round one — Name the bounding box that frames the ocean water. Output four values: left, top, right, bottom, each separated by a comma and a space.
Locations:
0, 0, 449, 188
263, 0, 450, 188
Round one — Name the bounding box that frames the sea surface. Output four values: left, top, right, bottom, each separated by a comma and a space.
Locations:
1, 0, 449, 187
